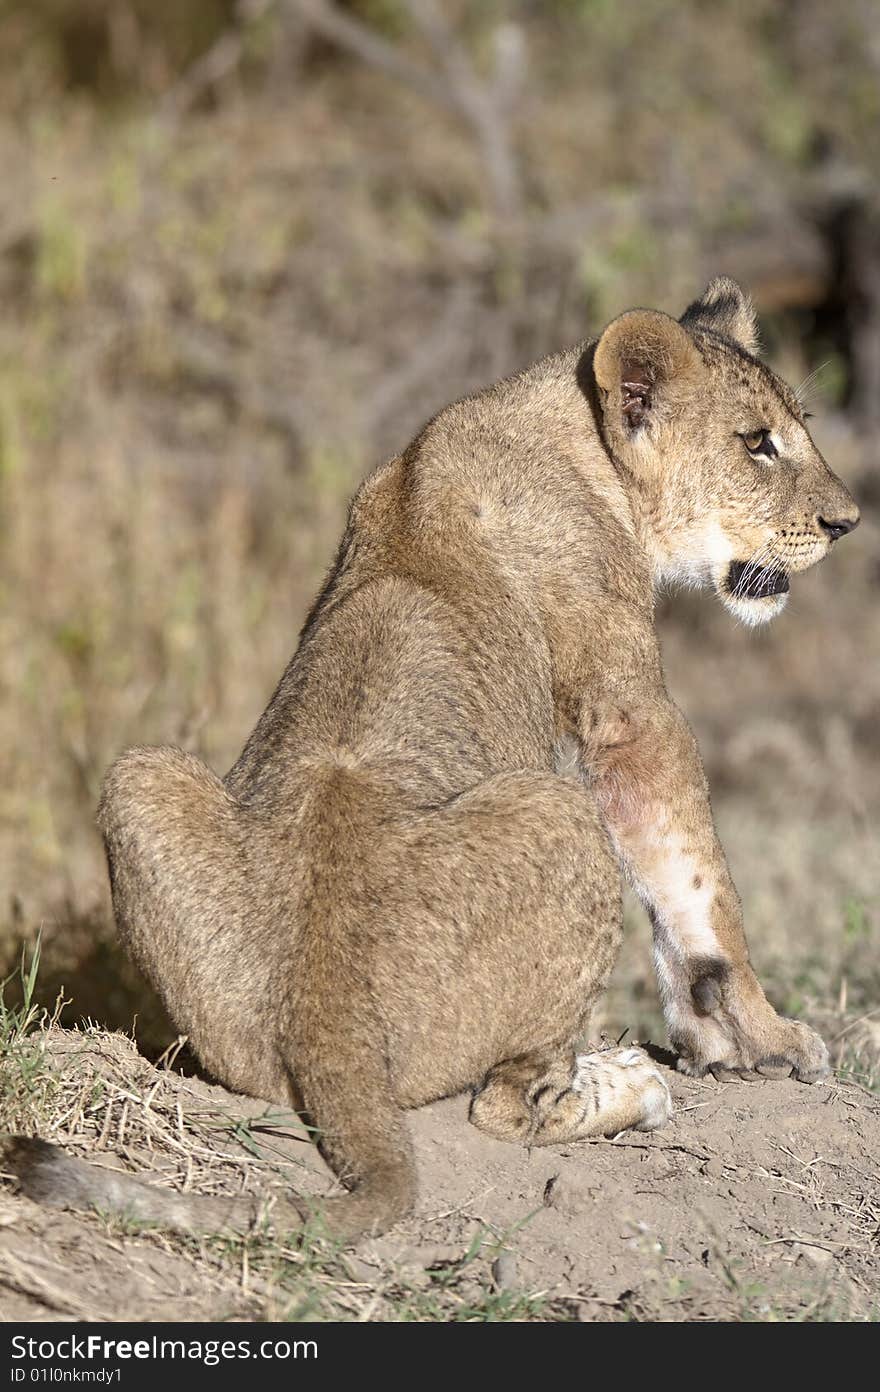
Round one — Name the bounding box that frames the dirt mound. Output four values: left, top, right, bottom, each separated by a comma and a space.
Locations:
1, 1029, 877, 1322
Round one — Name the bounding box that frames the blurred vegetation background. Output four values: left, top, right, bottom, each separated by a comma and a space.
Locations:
1, 0, 878, 1073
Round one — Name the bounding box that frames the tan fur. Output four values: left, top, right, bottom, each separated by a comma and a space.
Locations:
5, 278, 859, 1243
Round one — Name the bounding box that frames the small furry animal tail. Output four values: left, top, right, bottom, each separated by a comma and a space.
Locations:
1, 1135, 412, 1244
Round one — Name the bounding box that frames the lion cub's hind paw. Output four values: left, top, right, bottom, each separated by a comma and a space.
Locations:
573, 1046, 672, 1134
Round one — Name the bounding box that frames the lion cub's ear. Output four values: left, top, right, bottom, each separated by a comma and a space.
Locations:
679, 276, 759, 355
593, 309, 702, 437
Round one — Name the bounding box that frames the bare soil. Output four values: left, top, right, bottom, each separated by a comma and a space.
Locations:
1, 1029, 877, 1322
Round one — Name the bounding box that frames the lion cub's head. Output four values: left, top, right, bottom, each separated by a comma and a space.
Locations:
593, 277, 860, 625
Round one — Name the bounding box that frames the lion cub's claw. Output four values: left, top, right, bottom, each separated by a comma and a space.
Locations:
754, 1052, 832, 1084
754, 1059, 794, 1080
709, 1064, 762, 1083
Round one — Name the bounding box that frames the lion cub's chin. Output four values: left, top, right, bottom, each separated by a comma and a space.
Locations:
720, 588, 789, 627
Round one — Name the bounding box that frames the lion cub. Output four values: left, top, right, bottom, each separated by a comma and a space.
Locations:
7, 278, 859, 1242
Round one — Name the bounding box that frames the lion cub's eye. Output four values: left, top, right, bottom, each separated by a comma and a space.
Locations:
740, 428, 778, 459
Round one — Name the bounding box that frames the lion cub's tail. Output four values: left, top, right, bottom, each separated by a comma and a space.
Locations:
2, 1133, 413, 1244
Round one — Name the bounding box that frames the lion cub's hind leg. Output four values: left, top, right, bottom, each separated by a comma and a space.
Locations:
470, 1047, 672, 1145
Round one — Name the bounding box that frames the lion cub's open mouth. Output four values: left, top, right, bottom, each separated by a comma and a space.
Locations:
726, 560, 790, 600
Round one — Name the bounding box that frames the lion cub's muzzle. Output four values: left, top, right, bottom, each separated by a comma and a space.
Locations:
724, 498, 860, 607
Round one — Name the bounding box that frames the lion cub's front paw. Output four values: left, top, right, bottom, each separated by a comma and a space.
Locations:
677, 1015, 830, 1085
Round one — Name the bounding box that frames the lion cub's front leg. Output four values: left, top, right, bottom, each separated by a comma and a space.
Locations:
582, 689, 829, 1083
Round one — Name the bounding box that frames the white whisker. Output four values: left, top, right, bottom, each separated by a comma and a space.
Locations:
794, 362, 831, 410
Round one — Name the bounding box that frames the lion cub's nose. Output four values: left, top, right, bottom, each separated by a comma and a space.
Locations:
818, 513, 860, 542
